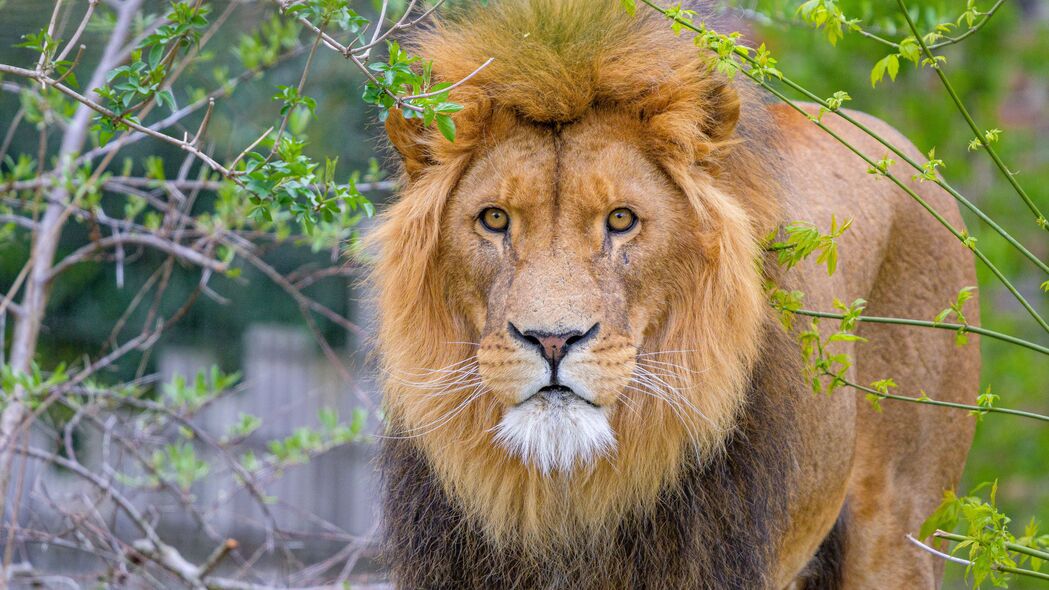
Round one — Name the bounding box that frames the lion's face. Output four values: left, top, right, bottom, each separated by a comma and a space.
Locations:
437, 114, 701, 473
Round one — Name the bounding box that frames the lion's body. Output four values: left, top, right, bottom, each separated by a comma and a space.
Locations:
768, 105, 979, 588
371, 2, 978, 588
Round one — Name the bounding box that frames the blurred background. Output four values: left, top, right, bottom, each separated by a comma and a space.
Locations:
1, 0, 1046, 587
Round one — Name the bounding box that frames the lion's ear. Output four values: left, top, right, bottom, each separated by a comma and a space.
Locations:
385, 109, 433, 177
702, 80, 741, 144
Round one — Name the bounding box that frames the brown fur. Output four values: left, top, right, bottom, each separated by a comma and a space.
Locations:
370, 1, 979, 588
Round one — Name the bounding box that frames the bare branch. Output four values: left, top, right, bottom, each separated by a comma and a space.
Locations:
0, 2, 147, 563
4, 176, 396, 195
359, 0, 391, 59
190, 98, 216, 147
228, 126, 274, 173
0, 214, 40, 231
275, 2, 426, 114
36, 0, 65, 80
48, 232, 229, 280
54, 0, 100, 64
354, 0, 423, 54
906, 534, 1049, 582
401, 57, 495, 100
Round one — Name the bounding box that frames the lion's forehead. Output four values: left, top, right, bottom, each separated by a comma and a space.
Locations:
460, 119, 672, 230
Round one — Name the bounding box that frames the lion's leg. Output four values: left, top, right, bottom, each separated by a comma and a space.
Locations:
839, 177, 979, 589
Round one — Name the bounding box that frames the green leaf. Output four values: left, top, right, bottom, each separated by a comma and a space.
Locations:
148, 43, 165, 69
898, 38, 921, 63
920, 490, 961, 540
319, 407, 339, 432
435, 113, 456, 142
870, 54, 899, 87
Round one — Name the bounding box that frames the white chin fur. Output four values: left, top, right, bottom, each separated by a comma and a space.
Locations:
494, 391, 615, 475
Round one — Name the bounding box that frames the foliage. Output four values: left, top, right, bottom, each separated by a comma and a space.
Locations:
921, 482, 1049, 588
767, 216, 851, 275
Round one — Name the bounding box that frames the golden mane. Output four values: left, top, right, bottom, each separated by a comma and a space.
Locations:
371, 0, 784, 546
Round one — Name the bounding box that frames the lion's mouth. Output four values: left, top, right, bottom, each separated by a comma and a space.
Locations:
522, 385, 599, 407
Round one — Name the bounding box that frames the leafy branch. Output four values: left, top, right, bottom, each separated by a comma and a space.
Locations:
639, 3, 1049, 336
894, 0, 1048, 231
916, 483, 1049, 587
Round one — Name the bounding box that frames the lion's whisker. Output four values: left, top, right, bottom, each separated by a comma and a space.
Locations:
386, 372, 483, 390
631, 368, 719, 432
387, 370, 478, 383
636, 349, 697, 357
625, 375, 694, 428
624, 383, 700, 446
635, 365, 699, 396
385, 362, 481, 384
635, 382, 715, 432
617, 393, 643, 421
387, 357, 479, 378
635, 364, 704, 392
637, 357, 708, 376
380, 385, 488, 439
628, 377, 692, 424
417, 380, 487, 398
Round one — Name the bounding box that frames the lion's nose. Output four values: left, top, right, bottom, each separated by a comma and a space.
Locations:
509, 323, 599, 372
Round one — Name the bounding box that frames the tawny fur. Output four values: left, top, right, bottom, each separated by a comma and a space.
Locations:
370, 1, 979, 588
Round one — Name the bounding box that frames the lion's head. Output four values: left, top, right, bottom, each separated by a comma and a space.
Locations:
372, 0, 782, 545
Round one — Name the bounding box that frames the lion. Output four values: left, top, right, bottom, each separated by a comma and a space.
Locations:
370, 1, 979, 588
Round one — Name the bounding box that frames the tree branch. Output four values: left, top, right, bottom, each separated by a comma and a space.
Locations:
48, 233, 229, 280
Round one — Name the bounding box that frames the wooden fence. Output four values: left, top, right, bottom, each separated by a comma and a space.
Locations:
157, 323, 383, 542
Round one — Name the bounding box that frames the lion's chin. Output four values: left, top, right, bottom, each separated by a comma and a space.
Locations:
493, 386, 616, 475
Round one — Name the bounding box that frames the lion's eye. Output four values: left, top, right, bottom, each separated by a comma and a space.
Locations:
480, 207, 510, 232
606, 208, 637, 233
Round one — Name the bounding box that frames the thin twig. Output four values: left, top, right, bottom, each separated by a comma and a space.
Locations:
841, 375, 1049, 423
929, 0, 1007, 50
401, 57, 496, 100
790, 308, 1049, 356
54, 0, 100, 64
353, 0, 419, 53
228, 126, 274, 173
934, 530, 1049, 563
190, 98, 216, 146
896, 0, 1047, 229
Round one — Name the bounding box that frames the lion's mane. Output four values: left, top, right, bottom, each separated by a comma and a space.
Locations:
371, 0, 791, 580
